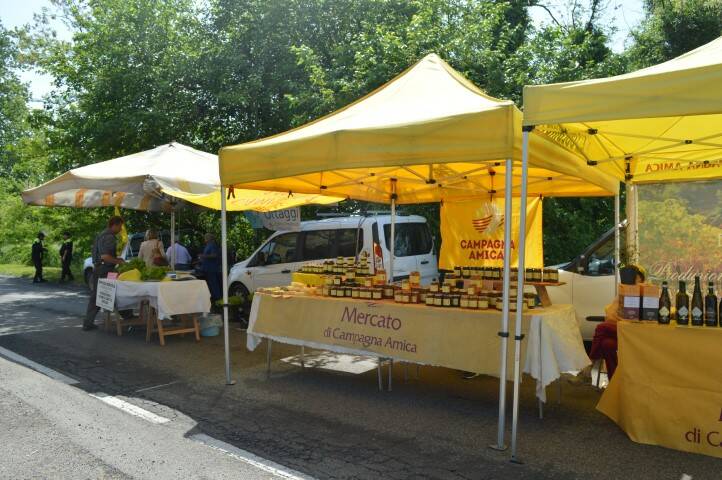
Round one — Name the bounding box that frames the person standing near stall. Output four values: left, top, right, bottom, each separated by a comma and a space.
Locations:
199, 233, 222, 303
59, 231, 74, 282
31, 232, 47, 283
84, 216, 125, 331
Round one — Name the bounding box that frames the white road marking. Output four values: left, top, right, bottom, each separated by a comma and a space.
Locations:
135, 380, 181, 393
0, 346, 79, 385
190, 433, 315, 480
90, 393, 170, 424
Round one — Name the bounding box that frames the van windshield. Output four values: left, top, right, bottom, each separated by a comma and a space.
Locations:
383, 223, 432, 257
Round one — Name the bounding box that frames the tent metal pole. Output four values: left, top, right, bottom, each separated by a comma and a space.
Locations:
510, 129, 531, 462
614, 192, 621, 288
491, 157, 513, 451
170, 206, 176, 270
625, 183, 638, 265
389, 179, 397, 284
221, 187, 234, 385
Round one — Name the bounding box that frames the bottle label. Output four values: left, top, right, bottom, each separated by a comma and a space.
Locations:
659, 307, 669, 317
692, 307, 703, 318
678, 306, 688, 317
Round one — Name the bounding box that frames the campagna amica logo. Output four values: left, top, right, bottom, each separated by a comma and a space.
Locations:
472, 202, 504, 235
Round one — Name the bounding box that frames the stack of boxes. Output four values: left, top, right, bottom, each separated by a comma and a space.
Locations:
618, 283, 661, 321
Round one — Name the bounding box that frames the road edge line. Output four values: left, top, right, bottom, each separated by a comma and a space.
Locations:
0, 346, 79, 385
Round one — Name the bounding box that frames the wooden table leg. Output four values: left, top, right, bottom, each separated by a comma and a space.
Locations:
535, 285, 552, 307
193, 314, 200, 342
104, 311, 111, 332
145, 306, 153, 343
116, 310, 123, 337
156, 312, 166, 346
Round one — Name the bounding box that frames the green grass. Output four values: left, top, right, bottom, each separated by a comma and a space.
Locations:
0, 263, 85, 285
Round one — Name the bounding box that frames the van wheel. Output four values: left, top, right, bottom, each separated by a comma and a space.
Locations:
230, 282, 251, 328
84, 268, 93, 287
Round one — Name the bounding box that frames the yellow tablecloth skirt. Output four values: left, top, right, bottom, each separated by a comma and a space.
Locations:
597, 321, 722, 459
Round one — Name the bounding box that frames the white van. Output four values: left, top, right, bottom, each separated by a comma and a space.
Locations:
228, 214, 439, 300
547, 223, 626, 342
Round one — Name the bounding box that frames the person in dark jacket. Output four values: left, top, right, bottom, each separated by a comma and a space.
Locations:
84, 216, 125, 331
31, 232, 47, 283
59, 231, 74, 282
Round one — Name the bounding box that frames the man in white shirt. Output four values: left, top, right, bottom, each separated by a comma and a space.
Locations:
166, 241, 193, 270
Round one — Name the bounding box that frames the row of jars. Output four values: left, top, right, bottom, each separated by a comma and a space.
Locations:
320, 283, 537, 310
450, 266, 559, 283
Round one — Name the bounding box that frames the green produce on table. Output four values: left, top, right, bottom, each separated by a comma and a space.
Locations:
142, 266, 169, 281
118, 258, 146, 274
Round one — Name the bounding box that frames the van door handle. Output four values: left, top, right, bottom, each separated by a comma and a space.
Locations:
586, 316, 605, 322
420, 260, 429, 265
281, 269, 291, 274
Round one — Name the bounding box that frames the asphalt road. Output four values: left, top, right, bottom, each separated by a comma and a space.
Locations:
0, 275, 719, 479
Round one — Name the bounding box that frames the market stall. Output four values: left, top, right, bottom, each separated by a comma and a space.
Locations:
22, 143, 341, 351
98, 276, 211, 346
523, 35, 722, 459
248, 293, 585, 402
219, 53, 619, 449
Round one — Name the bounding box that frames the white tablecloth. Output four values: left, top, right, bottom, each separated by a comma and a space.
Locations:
110, 280, 211, 319
247, 296, 589, 402
522, 304, 590, 401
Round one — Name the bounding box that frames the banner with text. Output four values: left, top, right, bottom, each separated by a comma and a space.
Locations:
248, 294, 533, 377
638, 180, 722, 285
439, 197, 543, 270
245, 208, 301, 231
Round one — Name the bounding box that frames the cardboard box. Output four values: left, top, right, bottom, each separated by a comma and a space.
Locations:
641, 284, 661, 297
618, 284, 641, 297
640, 284, 661, 320
618, 284, 641, 320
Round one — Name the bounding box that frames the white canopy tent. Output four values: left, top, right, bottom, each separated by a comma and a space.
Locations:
23, 142, 342, 384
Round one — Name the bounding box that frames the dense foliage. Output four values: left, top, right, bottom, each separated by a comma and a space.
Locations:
1, 0, 719, 268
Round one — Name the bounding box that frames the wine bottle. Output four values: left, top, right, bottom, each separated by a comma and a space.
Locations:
658, 281, 671, 324
705, 281, 718, 327
691, 276, 704, 326
675, 281, 689, 325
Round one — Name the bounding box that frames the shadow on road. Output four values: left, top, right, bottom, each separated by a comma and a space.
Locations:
0, 276, 716, 480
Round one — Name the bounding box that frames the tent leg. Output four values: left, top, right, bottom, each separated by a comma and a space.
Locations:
614, 192, 620, 289
510, 130, 531, 462
221, 187, 235, 386
388, 358, 393, 392
170, 206, 176, 270
266, 338, 272, 379
491, 157, 514, 453
389, 179, 397, 284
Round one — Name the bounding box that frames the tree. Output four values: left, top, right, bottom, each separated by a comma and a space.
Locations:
627, 0, 722, 68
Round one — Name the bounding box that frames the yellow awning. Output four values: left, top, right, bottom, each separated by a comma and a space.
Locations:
220, 54, 619, 201
22, 143, 342, 212
523, 36, 722, 184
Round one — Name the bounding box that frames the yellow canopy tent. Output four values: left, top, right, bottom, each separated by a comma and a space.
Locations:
523, 35, 722, 185
218, 53, 620, 446
219, 54, 618, 200
514, 35, 722, 461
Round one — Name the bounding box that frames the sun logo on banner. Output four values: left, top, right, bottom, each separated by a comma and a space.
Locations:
472, 202, 504, 235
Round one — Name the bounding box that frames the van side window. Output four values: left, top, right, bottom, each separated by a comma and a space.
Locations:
337, 229, 364, 257
262, 233, 299, 265
301, 230, 336, 261
383, 223, 432, 257
584, 232, 624, 276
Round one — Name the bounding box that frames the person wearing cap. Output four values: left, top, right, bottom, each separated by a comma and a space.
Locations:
589, 264, 645, 380
31, 232, 48, 283
59, 231, 74, 282
84, 216, 126, 331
